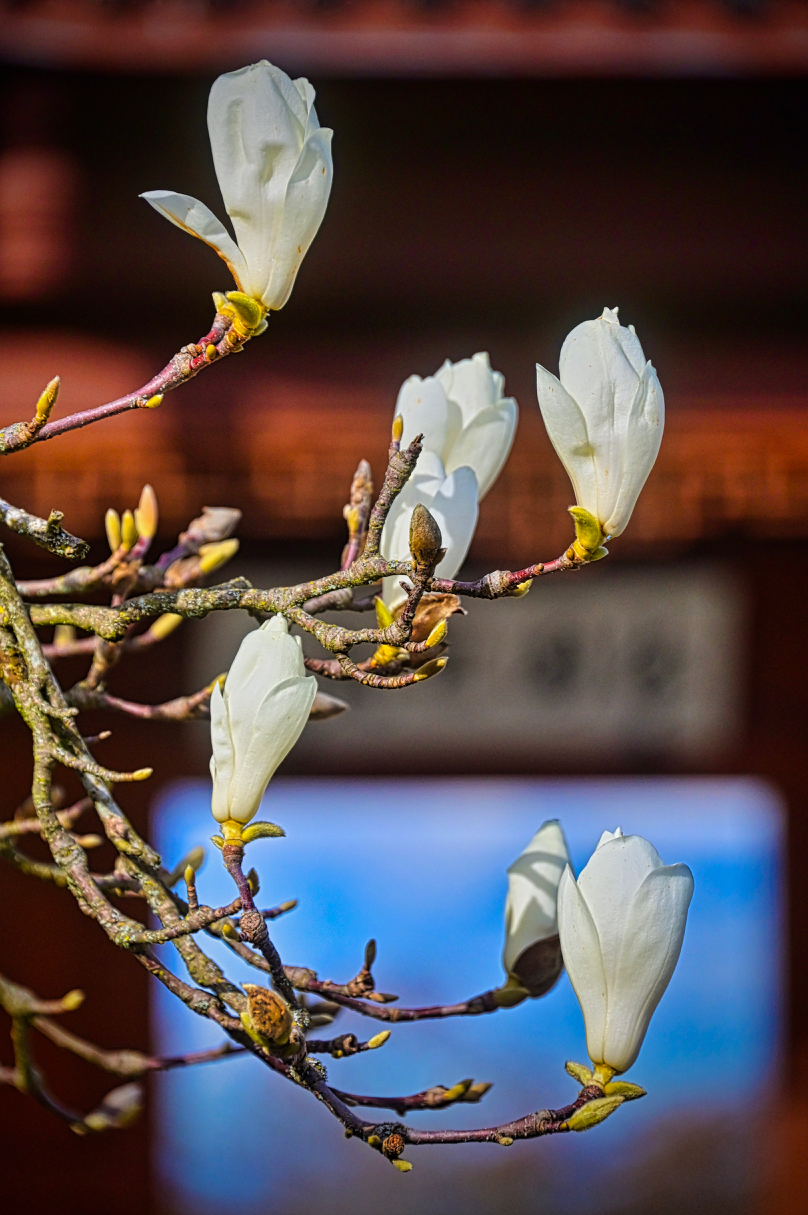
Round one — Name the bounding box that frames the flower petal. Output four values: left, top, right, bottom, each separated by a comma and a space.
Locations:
396, 374, 458, 468
603, 363, 664, 537
209, 681, 235, 824
536, 362, 599, 518
447, 399, 518, 500
139, 190, 247, 289
430, 465, 479, 582
558, 866, 608, 1065
503, 820, 570, 974
602, 861, 694, 1072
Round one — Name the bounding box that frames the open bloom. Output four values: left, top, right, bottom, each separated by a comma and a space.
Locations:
142, 61, 333, 312
558, 828, 693, 1074
381, 354, 517, 607
502, 820, 570, 997
536, 308, 663, 542
210, 616, 316, 826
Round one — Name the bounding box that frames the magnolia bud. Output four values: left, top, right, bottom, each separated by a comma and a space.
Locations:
242, 984, 293, 1046
121, 510, 137, 551
105, 509, 122, 553
134, 484, 159, 542
409, 504, 443, 568
35, 376, 60, 423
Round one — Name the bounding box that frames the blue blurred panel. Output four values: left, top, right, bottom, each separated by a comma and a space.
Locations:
151, 777, 782, 1214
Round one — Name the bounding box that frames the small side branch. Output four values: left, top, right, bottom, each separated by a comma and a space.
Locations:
0, 309, 242, 455
0, 498, 89, 560
334, 1076, 492, 1116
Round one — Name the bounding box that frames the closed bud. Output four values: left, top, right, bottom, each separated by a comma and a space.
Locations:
392, 414, 404, 443
105, 509, 122, 553
143, 394, 163, 409
424, 620, 447, 649
61, 989, 85, 1011
180, 507, 242, 548
134, 484, 159, 541
53, 624, 76, 647
367, 1031, 391, 1050
465, 1082, 493, 1102
375, 596, 395, 629
75, 834, 103, 849
199, 538, 239, 574
412, 656, 448, 683
148, 613, 184, 642
121, 510, 138, 552
441, 1079, 473, 1102
80, 1082, 144, 1134
242, 984, 293, 1046
35, 376, 60, 423
408, 504, 443, 568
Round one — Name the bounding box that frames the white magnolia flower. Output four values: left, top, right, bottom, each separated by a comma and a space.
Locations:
142, 61, 333, 312
381, 354, 517, 607
210, 616, 316, 826
536, 308, 663, 541
502, 820, 570, 996
558, 828, 694, 1075
398, 354, 518, 499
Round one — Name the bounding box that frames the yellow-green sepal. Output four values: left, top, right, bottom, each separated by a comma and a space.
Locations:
563, 1094, 624, 1132
241, 821, 286, 845
603, 1080, 647, 1101
225, 291, 268, 337
565, 1060, 594, 1085
492, 976, 530, 1008
568, 507, 608, 560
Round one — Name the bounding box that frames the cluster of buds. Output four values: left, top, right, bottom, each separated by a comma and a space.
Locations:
104, 484, 158, 560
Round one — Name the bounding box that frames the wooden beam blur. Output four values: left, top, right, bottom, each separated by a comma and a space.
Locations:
2, 0, 808, 77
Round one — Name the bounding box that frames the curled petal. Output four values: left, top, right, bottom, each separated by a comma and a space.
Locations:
140, 190, 247, 290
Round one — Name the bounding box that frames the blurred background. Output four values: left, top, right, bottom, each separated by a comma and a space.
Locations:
0, 3, 807, 1213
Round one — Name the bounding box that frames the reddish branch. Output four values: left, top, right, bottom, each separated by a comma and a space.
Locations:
0, 310, 242, 455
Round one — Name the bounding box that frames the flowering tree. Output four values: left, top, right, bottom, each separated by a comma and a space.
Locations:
0, 61, 691, 1168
